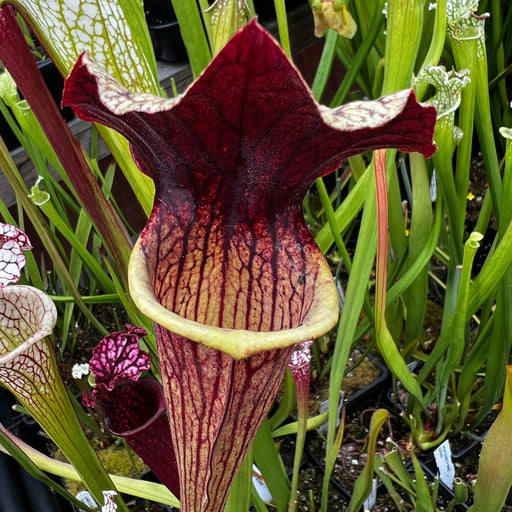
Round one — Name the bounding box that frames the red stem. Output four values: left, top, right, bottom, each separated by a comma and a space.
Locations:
0, 6, 132, 287
374, 149, 388, 329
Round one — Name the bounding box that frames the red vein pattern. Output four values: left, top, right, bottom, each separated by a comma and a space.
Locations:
0, 287, 77, 443
102, 378, 180, 499
156, 324, 293, 511
86, 327, 180, 498
0, 222, 32, 288
63, 19, 437, 512
0, 286, 120, 506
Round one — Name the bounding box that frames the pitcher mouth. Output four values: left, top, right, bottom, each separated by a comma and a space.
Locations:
0, 285, 57, 360
103, 378, 167, 437
128, 237, 339, 360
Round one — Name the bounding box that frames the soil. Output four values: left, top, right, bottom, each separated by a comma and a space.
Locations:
294, 465, 348, 512
465, 155, 490, 225
304, 385, 499, 511
307, 393, 400, 493
308, 348, 386, 417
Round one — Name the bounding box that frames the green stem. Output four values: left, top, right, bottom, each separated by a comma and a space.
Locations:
473, 28, 502, 224
374, 149, 423, 403
320, 168, 378, 512
381, 0, 423, 94
311, 29, 338, 102
224, 448, 252, 512
329, 0, 385, 105
415, 0, 447, 99
274, 0, 291, 58
288, 368, 309, 512
253, 419, 290, 512
474, 132, 512, 424
170, 0, 211, 77
0, 139, 108, 335
402, 153, 433, 344
451, 36, 477, 239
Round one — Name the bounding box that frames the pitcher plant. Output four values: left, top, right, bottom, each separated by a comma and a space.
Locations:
85, 325, 180, 498
0, 223, 128, 511
63, 19, 436, 512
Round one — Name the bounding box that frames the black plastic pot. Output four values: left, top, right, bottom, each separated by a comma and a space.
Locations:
253, 0, 309, 21
0, 117, 19, 152
143, 0, 188, 62
0, 387, 74, 512
366, 462, 470, 512
305, 354, 391, 498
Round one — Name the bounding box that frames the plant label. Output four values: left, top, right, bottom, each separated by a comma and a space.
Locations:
318, 397, 344, 434
76, 490, 98, 510
252, 464, 273, 503
363, 478, 378, 510
434, 440, 455, 489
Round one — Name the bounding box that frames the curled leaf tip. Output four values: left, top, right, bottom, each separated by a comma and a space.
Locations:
289, 340, 313, 395
0, 223, 32, 287
102, 490, 117, 512
63, 20, 438, 511
87, 325, 149, 405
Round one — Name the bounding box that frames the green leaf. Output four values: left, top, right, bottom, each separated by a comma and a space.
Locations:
3, 0, 158, 215
225, 449, 252, 512
206, 0, 250, 56
411, 453, 435, 512
170, 0, 212, 77
0, 424, 179, 507
382, 0, 423, 93
401, 153, 432, 344
7, 0, 159, 93
348, 408, 390, 512
253, 419, 290, 512
271, 412, 329, 437
470, 365, 512, 511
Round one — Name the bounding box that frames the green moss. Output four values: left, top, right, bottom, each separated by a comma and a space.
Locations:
57, 440, 149, 496
98, 440, 148, 477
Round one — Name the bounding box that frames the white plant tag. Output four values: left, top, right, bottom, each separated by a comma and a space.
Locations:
76, 490, 98, 511
252, 464, 273, 503
430, 168, 437, 201
434, 440, 455, 489
318, 397, 344, 434
363, 478, 378, 510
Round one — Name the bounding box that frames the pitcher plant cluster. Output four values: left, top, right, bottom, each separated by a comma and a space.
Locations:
0, 0, 511, 511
